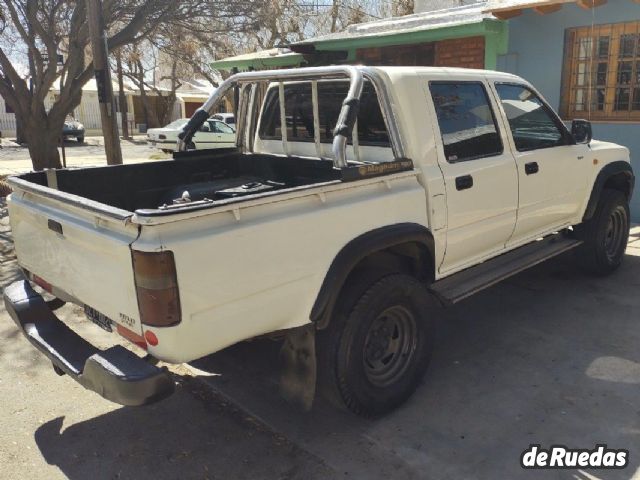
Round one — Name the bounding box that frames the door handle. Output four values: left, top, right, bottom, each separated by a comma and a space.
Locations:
455, 174, 473, 191
525, 162, 539, 175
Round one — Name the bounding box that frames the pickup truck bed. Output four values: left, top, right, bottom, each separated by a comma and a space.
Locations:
15, 150, 346, 214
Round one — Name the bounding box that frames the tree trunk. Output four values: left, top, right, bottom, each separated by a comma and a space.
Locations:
21, 107, 67, 170
330, 0, 339, 33
140, 88, 161, 128
15, 116, 27, 145
160, 93, 177, 126
116, 52, 130, 139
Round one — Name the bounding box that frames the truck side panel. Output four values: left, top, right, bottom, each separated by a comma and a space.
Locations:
133, 172, 429, 363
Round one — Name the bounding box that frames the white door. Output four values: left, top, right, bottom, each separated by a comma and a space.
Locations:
491, 83, 591, 246
427, 80, 518, 274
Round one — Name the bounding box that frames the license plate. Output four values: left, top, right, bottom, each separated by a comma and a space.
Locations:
84, 305, 113, 332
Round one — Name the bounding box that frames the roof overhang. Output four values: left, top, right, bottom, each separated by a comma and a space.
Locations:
210, 49, 304, 71
291, 18, 505, 52
485, 0, 619, 20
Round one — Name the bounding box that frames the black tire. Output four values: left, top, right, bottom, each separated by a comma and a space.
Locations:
317, 273, 435, 417
186, 141, 196, 150
77, 136, 84, 143
575, 188, 630, 275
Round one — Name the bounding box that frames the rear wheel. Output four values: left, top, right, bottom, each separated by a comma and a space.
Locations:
317, 273, 435, 417
575, 188, 630, 275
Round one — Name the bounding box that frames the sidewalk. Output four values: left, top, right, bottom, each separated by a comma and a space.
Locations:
0, 136, 168, 176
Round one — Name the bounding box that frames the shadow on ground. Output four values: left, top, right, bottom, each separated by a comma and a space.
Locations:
190, 252, 640, 480
31, 374, 331, 480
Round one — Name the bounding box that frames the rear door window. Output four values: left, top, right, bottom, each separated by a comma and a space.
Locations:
429, 82, 503, 162
258, 81, 389, 147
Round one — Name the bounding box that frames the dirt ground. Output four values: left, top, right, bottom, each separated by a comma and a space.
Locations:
1, 192, 639, 480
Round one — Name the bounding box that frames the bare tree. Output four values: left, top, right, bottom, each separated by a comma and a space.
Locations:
238, 0, 388, 52
119, 42, 180, 128
392, 0, 414, 17
0, 0, 255, 170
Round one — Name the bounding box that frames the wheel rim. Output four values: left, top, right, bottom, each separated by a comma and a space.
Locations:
604, 206, 626, 261
363, 305, 418, 388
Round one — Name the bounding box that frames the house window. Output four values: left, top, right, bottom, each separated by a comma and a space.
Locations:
562, 21, 640, 121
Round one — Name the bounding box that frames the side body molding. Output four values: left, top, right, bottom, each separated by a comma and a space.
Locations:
310, 223, 434, 329
583, 161, 635, 221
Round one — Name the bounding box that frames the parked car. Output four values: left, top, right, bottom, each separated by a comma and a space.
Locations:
62, 116, 84, 143
147, 118, 235, 153
211, 112, 235, 127
4, 66, 634, 416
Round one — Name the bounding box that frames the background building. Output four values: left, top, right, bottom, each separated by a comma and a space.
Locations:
488, 0, 640, 219
211, 0, 640, 220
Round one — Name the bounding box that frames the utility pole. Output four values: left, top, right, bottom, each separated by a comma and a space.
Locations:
116, 51, 130, 140
87, 0, 123, 165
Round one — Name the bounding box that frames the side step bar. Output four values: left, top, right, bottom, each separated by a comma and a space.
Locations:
430, 234, 582, 305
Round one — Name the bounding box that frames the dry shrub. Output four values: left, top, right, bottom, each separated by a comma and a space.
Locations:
0, 178, 12, 197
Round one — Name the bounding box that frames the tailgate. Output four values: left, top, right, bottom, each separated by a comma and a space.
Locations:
8, 189, 142, 333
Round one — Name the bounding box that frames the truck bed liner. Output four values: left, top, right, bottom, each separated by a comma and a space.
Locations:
14, 150, 342, 213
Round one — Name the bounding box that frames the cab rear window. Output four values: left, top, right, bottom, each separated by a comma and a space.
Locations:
258, 81, 390, 147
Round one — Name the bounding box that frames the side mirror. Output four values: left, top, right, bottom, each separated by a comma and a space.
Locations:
571, 119, 592, 144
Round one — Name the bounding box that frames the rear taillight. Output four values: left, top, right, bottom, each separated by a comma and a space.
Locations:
158, 134, 166, 140
132, 250, 181, 327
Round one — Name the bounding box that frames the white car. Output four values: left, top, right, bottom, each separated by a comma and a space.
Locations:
211, 113, 235, 128
147, 118, 236, 152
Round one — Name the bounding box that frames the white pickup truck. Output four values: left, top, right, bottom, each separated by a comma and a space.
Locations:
4, 66, 634, 416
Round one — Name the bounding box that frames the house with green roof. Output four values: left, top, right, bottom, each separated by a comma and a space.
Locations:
211, 2, 508, 72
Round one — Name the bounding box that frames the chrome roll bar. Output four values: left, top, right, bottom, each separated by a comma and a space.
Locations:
177, 66, 405, 168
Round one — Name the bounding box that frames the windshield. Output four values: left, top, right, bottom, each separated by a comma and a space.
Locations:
165, 119, 189, 129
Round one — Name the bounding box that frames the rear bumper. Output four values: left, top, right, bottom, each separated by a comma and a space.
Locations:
3, 280, 174, 406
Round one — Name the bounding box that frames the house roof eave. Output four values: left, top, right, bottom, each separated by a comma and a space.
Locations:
292, 18, 505, 52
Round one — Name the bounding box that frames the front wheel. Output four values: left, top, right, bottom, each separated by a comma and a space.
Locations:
575, 188, 630, 275
317, 274, 435, 417
77, 136, 84, 143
